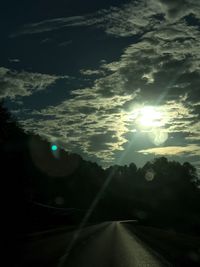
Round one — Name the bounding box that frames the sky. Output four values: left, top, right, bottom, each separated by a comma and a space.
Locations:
1, 0, 200, 174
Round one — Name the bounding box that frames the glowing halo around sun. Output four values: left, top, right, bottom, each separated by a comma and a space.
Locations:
128, 105, 168, 146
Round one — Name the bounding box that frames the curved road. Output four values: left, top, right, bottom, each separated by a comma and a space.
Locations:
20, 221, 172, 267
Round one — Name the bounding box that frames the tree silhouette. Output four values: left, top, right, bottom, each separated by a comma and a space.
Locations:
1, 102, 200, 235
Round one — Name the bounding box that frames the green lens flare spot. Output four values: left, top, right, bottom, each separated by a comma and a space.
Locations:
51, 145, 58, 151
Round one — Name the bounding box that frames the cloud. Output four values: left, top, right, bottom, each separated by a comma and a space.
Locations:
0, 67, 68, 99
11, 1, 200, 39
10, 16, 86, 36
8, 0, 200, 166
16, 16, 200, 163
18, 83, 137, 165
17, 64, 198, 165
138, 144, 200, 157
157, 0, 200, 20
11, 1, 163, 38
8, 58, 20, 63
185, 122, 200, 141
80, 69, 105, 76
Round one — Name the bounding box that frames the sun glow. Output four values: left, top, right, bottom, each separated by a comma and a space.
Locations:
128, 106, 168, 145
139, 106, 162, 127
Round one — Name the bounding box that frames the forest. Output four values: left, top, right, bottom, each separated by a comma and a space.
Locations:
1, 103, 200, 237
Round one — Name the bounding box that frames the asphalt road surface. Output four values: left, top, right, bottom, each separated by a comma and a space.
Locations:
19, 221, 172, 267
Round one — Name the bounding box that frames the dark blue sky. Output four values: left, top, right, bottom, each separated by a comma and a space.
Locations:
1, 0, 200, 175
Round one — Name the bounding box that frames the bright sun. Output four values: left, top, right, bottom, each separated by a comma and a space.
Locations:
128, 105, 168, 145
139, 106, 162, 127
128, 106, 163, 128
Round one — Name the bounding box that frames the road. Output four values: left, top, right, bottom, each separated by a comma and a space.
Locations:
19, 221, 172, 267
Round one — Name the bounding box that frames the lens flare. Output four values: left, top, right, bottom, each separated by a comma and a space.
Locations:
145, 169, 155, 181
148, 129, 168, 146
51, 144, 58, 151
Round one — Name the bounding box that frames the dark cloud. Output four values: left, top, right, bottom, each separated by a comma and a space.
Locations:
8, 58, 20, 63
88, 132, 119, 152
10, 1, 162, 38
10, 16, 86, 37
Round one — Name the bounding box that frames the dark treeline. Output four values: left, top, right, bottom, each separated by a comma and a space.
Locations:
1, 103, 200, 236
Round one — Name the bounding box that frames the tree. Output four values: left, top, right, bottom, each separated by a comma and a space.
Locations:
183, 161, 198, 184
